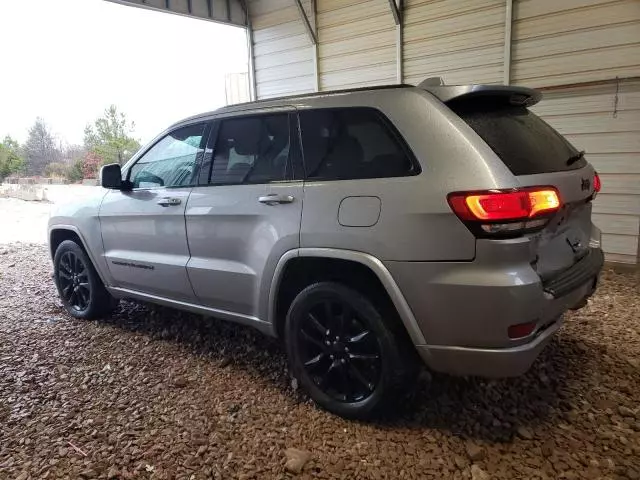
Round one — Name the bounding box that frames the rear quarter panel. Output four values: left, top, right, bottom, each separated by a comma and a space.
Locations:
295, 88, 519, 261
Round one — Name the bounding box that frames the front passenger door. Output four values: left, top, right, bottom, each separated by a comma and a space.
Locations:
100, 123, 207, 302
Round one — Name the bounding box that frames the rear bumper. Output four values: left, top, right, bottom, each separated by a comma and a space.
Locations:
416, 316, 562, 377
385, 239, 603, 377
415, 274, 597, 377
542, 248, 604, 298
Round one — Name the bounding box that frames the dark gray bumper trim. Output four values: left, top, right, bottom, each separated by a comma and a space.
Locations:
543, 248, 604, 298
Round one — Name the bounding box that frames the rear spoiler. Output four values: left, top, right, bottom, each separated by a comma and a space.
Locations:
417, 77, 542, 107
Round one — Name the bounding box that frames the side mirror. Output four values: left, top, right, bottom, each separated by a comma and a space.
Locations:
100, 163, 123, 189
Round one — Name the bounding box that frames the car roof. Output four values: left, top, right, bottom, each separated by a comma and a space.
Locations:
170, 84, 412, 128
169, 81, 541, 129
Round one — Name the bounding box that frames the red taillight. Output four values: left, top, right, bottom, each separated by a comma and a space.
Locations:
448, 187, 562, 237
450, 191, 529, 221
448, 187, 561, 221
593, 172, 601, 193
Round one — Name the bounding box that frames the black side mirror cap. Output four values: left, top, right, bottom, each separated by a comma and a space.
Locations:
100, 163, 123, 189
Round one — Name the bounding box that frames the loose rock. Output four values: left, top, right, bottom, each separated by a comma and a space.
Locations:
471, 464, 491, 480
618, 405, 635, 418
107, 466, 119, 479
284, 448, 311, 474
465, 442, 485, 461
517, 426, 534, 440
541, 440, 555, 457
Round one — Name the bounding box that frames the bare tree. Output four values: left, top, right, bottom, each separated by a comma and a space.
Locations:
60, 142, 87, 165
23, 118, 60, 176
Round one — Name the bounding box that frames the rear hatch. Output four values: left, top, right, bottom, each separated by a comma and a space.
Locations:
445, 91, 600, 282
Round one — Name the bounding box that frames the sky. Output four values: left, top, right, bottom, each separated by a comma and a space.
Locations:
0, 0, 248, 146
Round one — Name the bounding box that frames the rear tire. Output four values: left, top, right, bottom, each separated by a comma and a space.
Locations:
53, 240, 117, 320
285, 282, 416, 419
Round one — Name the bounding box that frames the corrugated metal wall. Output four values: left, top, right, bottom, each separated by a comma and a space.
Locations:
249, 0, 315, 98
317, 0, 396, 90
225, 72, 252, 105
514, 0, 640, 264
533, 80, 640, 264
246, 0, 640, 264
403, 0, 506, 85
512, 0, 640, 88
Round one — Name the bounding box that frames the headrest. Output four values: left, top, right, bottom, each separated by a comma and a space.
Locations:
231, 118, 263, 156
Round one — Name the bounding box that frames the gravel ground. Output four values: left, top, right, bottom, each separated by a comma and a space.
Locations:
0, 244, 639, 480
0, 199, 52, 244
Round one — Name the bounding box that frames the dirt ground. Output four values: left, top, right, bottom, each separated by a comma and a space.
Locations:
0, 242, 639, 479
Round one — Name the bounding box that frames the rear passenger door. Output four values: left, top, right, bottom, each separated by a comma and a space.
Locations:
185, 110, 303, 319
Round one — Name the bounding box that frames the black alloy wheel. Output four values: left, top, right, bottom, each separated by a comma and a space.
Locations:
298, 298, 382, 403
53, 240, 117, 319
286, 282, 416, 419
57, 250, 91, 312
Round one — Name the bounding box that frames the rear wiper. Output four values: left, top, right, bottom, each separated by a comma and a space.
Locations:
566, 150, 585, 166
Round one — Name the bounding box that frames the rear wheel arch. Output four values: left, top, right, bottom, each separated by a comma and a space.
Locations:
271, 250, 425, 346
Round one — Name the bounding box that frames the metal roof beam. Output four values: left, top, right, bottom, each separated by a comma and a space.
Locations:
388, 0, 401, 25
294, 0, 317, 45
389, 1, 403, 82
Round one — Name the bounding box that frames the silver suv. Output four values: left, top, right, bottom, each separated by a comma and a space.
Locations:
48, 81, 604, 418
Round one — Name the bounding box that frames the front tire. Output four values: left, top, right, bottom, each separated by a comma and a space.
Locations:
53, 240, 116, 320
285, 282, 416, 419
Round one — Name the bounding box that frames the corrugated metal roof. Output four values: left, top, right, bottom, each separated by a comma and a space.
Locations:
105, 0, 247, 26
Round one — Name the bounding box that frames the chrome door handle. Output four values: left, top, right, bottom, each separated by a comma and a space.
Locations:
258, 194, 295, 205
157, 197, 182, 207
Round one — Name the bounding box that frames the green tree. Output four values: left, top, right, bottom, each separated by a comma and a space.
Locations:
84, 105, 141, 166
24, 118, 59, 175
0, 135, 25, 181
66, 159, 84, 183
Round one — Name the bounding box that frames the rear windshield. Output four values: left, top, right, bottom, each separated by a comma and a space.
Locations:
450, 99, 586, 175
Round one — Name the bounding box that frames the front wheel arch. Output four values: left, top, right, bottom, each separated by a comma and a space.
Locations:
49, 227, 109, 285
49, 228, 89, 261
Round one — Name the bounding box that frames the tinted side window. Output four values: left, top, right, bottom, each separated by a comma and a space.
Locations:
298, 108, 417, 180
209, 114, 290, 185
128, 123, 205, 188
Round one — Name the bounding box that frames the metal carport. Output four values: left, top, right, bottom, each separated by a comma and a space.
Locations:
106, 0, 640, 266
